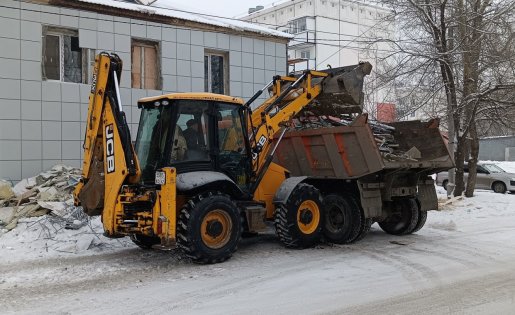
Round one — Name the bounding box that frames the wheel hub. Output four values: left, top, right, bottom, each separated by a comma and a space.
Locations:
206, 220, 223, 238
299, 208, 314, 225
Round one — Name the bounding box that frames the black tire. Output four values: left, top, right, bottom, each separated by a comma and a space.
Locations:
130, 234, 160, 249
322, 194, 361, 244
275, 183, 323, 248
492, 181, 507, 194
350, 217, 373, 243
442, 180, 448, 191
409, 199, 427, 234
177, 192, 242, 264
379, 198, 419, 236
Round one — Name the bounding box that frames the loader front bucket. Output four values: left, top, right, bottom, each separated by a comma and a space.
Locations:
314, 62, 373, 115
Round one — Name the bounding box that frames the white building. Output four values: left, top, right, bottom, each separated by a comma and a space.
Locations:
241, 0, 395, 112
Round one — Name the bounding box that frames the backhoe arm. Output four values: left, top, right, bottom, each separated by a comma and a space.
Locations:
74, 53, 140, 230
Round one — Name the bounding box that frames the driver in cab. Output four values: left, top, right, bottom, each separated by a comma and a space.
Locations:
183, 119, 202, 149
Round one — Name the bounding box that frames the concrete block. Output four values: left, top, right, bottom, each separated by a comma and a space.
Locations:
0, 17, 20, 39
20, 61, 41, 81
191, 61, 204, 78
177, 60, 191, 77
254, 54, 265, 69
42, 81, 61, 102
276, 57, 287, 74
177, 77, 192, 92
21, 80, 41, 101
191, 30, 203, 46
21, 40, 41, 61
162, 25, 176, 42
61, 83, 80, 103
42, 121, 61, 140
21, 100, 41, 120
43, 160, 62, 170
60, 14, 79, 28
114, 34, 131, 52
120, 70, 131, 88
230, 35, 242, 51
265, 55, 276, 71
204, 32, 216, 48
62, 122, 81, 140
22, 160, 42, 178
0, 78, 20, 100
131, 20, 146, 38
42, 141, 61, 159
242, 67, 253, 83
1, 5, 20, 20
176, 28, 190, 44
0, 99, 21, 119
265, 41, 276, 56
97, 32, 114, 51
230, 81, 242, 98
79, 11, 97, 30
119, 88, 131, 106
0, 38, 20, 59
21, 2, 38, 21
242, 82, 254, 98
21, 120, 41, 140
276, 43, 287, 57
97, 15, 114, 33
147, 25, 161, 40
190, 45, 204, 62
80, 102, 88, 121
131, 89, 147, 106
41, 11, 59, 26
0, 140, 21, 160
229, 66, 241, 82
42, 101, 61, 121
162, 58, 176, 76
62, 102, 80, 122
242, 52, 253, 68
131, 106, 141, 124
60, 8, 79, 17
162, 41, 177, 59
0, 161, 21, 181
79, 84, 91, 103
64, 159, 81, 169
253, 39, 265, 55
79, 29, 97, 49
114, 20, 130, 35
217, 34, 230, 49
191, 77, 204, 92
242, 37, 253, 53
162, 75, 177, 92
177, 43, 191, 60
0, 58, 20, 79
22, 140, 41, 160
266, 70, 276, 83
253, 69, 265, 84
229, 51, 241, 66
20, 21, 41, 42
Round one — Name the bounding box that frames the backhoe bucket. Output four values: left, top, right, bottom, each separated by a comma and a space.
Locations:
314, 62, 373, 115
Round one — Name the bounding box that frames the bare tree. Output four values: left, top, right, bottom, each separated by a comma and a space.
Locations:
374, 0, 515, 197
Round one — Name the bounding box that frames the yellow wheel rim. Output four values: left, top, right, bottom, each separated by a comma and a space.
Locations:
296, 200, 320, 234
201, 209, 232, 249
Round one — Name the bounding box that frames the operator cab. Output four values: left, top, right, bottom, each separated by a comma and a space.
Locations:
135, 93, 252, 190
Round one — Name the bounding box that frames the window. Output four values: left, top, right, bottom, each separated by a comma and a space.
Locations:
131, 39, 161, 90
288, 17, 307, 34
300, 50, 310, 59
42, 28, 92, 83
82, 48, 96, 84
204, 51, 229, 94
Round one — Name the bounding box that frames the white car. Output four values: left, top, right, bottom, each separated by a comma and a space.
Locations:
435, 163, 515, 194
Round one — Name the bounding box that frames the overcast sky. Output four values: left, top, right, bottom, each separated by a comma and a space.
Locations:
162, 0, 272, 18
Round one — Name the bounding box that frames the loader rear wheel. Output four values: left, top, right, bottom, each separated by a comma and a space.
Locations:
322, 194, 361, 244
130, 234, 160, 249
275, 183, 323, 248
379, 198, 419, 236
177, 192, 242, 264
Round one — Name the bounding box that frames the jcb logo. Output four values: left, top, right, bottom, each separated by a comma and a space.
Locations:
106, 124, 115, 173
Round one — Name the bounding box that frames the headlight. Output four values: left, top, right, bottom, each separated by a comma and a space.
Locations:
155, 171, 166, 185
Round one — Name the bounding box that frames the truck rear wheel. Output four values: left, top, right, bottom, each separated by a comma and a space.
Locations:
409, 200, 427, 234
379, 198, 419, 236
275, 183, 323, 248
322, 194, 361, 244
177, 192, 242, 264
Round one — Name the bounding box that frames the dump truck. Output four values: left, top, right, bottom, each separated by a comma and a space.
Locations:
74, 53, 452, 264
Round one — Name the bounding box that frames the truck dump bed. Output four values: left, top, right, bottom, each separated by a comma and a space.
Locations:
274, 114, 454, 179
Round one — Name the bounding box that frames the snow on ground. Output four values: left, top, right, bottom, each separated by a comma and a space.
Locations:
0, 189, 514, 314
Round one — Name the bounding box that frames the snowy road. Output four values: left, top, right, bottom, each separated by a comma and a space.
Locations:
1, 190, 514, 314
